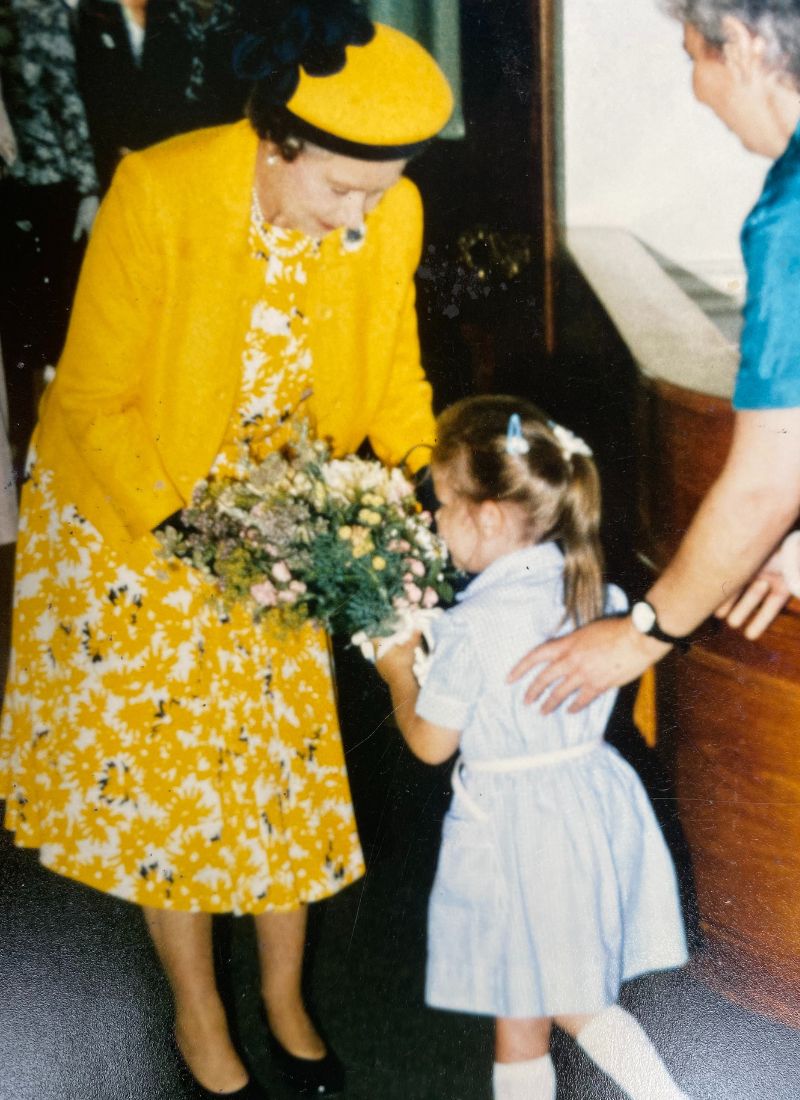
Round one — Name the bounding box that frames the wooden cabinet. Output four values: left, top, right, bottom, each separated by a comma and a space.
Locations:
635, 373, 800, 1027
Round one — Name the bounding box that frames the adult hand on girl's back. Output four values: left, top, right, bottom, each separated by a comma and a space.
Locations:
508, 616, 669, 713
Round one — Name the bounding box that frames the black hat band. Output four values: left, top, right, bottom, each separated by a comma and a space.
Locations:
279, 107, 432, 161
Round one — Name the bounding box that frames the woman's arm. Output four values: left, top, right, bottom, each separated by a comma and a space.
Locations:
367, 277, 436, 473
510, 406, 800, 711
365, 180, 436, 473
376, 636, 461, 764
47, 153, 184, 538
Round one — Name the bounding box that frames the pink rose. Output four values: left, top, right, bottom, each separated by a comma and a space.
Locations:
278, 589, 298, 604
407, 558, 426, 578
272, 561, 292, 584
404, 581, 423, 604
422, 587, 439, 609
251, 580, 278, 607
393, 595, 410, 611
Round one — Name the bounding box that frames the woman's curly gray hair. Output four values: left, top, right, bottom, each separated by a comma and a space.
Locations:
664, 1, 800, 83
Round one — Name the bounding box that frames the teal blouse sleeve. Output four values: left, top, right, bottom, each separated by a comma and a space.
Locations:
733, 126, 800, 411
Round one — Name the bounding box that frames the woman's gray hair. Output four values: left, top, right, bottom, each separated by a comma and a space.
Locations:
664, 1, 800, 83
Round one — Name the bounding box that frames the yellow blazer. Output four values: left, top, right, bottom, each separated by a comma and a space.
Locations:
34, 120, 436, 550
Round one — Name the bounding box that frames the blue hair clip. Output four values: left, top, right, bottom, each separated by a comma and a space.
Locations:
505, 413, 530, 456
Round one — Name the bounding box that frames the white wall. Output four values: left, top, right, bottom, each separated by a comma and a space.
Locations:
562, 0, 768, 298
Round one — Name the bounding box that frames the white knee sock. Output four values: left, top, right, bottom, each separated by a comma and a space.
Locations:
492, 1054, 556, 1100
576, 1005, 688, 1099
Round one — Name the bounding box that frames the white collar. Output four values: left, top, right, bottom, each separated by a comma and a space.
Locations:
457, 542, 564, 603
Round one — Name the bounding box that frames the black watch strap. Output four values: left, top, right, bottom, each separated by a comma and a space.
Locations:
630, 600, 693, 653
650, 622, 692, 652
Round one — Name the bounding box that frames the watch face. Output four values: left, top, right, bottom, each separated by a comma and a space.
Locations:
631, 600, 657, 634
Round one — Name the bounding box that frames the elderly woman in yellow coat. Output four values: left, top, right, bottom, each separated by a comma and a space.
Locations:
0, 3, 452, 1097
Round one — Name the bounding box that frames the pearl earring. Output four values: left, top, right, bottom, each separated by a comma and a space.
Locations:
266, 154, 278, 167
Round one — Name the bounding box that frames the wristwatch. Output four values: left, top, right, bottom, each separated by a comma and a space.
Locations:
629, 600, 692, 652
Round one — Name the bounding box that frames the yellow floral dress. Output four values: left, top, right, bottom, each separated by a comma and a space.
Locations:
0, 204, 365, 914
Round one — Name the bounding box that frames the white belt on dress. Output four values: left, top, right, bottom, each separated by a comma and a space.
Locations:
451, 740, 602, 822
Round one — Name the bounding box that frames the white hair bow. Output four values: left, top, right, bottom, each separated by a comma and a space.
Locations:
549, 421, 592, 461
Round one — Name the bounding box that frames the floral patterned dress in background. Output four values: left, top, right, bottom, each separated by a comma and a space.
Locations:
0, 206, 365, 914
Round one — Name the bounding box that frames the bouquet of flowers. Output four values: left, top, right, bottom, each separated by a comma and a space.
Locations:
157, 431, 457, 656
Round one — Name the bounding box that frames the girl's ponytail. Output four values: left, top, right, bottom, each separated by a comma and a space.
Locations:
558, 453, 603, 626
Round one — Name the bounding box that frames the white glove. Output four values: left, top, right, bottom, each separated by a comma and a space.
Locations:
411, 614, 439, 686
72, 194, 100, 241
352, 607, 444, 685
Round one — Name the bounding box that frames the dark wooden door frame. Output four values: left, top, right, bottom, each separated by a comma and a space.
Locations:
533, 0, 558, 356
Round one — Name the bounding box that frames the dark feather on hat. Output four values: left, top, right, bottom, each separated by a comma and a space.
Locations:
233, 0, 375, 102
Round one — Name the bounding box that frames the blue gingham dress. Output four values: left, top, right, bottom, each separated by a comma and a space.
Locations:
416, 542, 687, 1018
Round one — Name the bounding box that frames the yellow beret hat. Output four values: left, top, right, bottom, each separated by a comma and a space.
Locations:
285, 23, 453, 159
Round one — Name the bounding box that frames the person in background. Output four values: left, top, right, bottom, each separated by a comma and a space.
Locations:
0, 2, 452, 1096
0, 342, 17, 548
511, 0, 800, 713
0, 69, 16, 168
75, 0, 247, 193
377, 396, 688, 1100
0, 0, 98, 469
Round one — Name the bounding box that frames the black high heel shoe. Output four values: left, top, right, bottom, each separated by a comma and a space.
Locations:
268, 1033, 345, 1097
172, 1037, 267, 1100
261, 1011, 345, 1097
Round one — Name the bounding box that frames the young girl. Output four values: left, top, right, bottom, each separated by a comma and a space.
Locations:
377, 395, 689, 1100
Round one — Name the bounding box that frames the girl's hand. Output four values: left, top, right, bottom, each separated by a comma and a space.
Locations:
375, 631, 422, 683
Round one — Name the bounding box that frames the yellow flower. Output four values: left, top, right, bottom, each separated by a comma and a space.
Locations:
339, 526, 353, 540
362, 492, 384, 508
372, 556, 387, 571
358, 508, 382, 526
350, 526, 374, 558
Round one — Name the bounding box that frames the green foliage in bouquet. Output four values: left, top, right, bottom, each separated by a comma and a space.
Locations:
157, 431, 457, 639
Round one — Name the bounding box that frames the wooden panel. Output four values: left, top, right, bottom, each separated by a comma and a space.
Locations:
675, 646, 800, 1025
634, 376, 735, 568
535, 0, 557, 355
636, 374, 800, 1028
